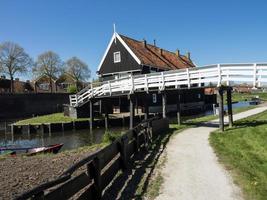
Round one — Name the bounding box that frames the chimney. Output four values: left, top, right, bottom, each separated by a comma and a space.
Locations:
1, 75, 6, 79
142, 39, 147, 48
26, 80, 30, 83
186, 52, 191, 60
153, 39, 156, 46
175, 49, 180, 57
15, 78, 19, 81
158, 48, 163, 55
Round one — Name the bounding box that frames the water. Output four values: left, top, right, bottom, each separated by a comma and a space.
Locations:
0, 101, 252, 151
0, 127, 126, 151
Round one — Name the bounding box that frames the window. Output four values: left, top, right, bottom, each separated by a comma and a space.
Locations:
39, 83, 50, 91
113, 51, 121, 63
152, 93, 157, 103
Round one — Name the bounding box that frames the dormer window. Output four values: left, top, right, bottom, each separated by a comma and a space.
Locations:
114, 51, 121, 63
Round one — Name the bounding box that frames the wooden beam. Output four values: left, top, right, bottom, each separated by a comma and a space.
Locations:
177, 91, 181, 125
129, 95, 135, 129
144, 94, 149, 120
227, 87, 233, 127
89, 100, 94, 131
162, 92, 167, 118
217, 88, 224, 131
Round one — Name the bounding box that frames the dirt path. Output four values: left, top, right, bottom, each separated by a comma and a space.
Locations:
156, 106, 267, 200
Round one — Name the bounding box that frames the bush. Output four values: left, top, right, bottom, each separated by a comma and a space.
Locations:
102, 131, 121, 144
67, 85, 78, 93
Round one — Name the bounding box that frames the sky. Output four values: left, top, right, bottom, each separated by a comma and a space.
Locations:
1, 0, 267, 80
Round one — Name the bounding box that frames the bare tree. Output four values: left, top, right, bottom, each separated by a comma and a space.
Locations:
0, 42, 32, 93
33, 51, 62, 93
65, 56, 90, 89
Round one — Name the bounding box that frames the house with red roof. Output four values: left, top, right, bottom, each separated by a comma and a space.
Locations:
96, 32, 209, 114
97, 32, 195, 81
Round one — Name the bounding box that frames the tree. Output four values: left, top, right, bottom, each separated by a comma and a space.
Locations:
65, 56, 90, 89
0, 42, 32, 93
33, 51, 62, 93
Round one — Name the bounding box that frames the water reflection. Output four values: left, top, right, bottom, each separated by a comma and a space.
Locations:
0, 127, 127, 151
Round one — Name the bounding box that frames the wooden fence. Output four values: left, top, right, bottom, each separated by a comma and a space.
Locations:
16, 117, 169, 200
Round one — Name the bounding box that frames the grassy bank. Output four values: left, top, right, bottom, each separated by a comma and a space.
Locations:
210, 110, 267, 200
231, 92, 267, 102
15, 113, 90, 125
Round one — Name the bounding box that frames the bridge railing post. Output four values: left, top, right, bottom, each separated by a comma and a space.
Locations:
217, 64, 221, 87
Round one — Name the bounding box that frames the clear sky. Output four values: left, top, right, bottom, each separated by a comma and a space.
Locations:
1, 0, 267, 80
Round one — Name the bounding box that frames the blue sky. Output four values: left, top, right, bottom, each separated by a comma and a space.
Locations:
1, 0, 267, 80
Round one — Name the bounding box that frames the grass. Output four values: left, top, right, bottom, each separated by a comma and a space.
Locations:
231, 92, 267, 102
15, 113, 90, 125
210, 110, 267, 200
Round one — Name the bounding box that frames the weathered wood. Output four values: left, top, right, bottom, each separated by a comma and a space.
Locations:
91, 157, 102, 200
129, 95, 135, 129
98, 142, 119, 170
119, 135, 128, 170
162, 93, 167, 118
44, 173, 91, 200
126, 140, 135, 158
227, 88, 233, 127
217, 88, 224, 131
89, 100, 94, 131
101, 156, 121, 189
76, 183, 95, 200
177, 92, 181, 125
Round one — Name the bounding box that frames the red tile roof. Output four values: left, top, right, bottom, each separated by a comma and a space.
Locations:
120, 34, 195, 70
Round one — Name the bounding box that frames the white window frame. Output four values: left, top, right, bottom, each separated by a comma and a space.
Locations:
113, 51, 121, 63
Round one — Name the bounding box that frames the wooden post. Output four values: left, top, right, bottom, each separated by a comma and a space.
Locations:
119, 135, 128, 170
89, 100, 94, 131
144, 94, 149, 120
217, 88, 224, 131
129, 95, 135, 129
177, 92, 181, 125
91, 157, 102, 200
162, 92, 167, 118
104, 100, 109, 130
227, 87, 233, 128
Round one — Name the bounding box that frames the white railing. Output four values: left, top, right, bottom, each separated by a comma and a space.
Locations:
70, 63, 267, 107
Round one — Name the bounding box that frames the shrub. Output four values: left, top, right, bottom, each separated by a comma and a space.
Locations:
67, 85, 77, 93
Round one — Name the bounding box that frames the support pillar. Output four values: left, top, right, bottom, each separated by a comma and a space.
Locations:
177, 92, 181, 125
103, 100, 109, 130
129, 95, 135, 129
217, 88, 224, 131
162, 92, 167, 118
144, 94, 149, 120
89, 99, 94, 131
227, 88, 233, 128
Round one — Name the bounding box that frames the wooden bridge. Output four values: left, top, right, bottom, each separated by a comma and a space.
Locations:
69, 63, 267, 131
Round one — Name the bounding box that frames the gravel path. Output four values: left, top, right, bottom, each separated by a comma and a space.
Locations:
156, 106, 267, 200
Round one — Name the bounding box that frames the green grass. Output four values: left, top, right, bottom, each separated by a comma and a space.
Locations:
210, 110, 267, 200
231, 92, 267, 102
15, 113, 90, 125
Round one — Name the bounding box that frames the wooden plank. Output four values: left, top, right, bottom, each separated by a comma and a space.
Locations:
101, 156, 121, 190
126, 140, 135, 158
98, 142, 119, 170
76, 183, 95, 200
44, 173, 91, 200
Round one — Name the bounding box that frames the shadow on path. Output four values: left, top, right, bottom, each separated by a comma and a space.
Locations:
102, 128, 176, 200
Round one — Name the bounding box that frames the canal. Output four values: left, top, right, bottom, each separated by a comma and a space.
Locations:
0, 101, 252, 151
0, 127, 127, 151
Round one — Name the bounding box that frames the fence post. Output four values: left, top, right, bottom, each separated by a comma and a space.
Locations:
134, 129, 139, 153
253, 63, 257, 88
91, 157, 102, 200
187, 68, 190, 88
217, 64, 221, 87
119, 135, 128, 170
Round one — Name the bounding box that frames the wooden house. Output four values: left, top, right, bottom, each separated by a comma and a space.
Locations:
97, 32, 206, 114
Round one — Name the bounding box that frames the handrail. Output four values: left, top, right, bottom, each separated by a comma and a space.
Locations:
70, 63, 267, 107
